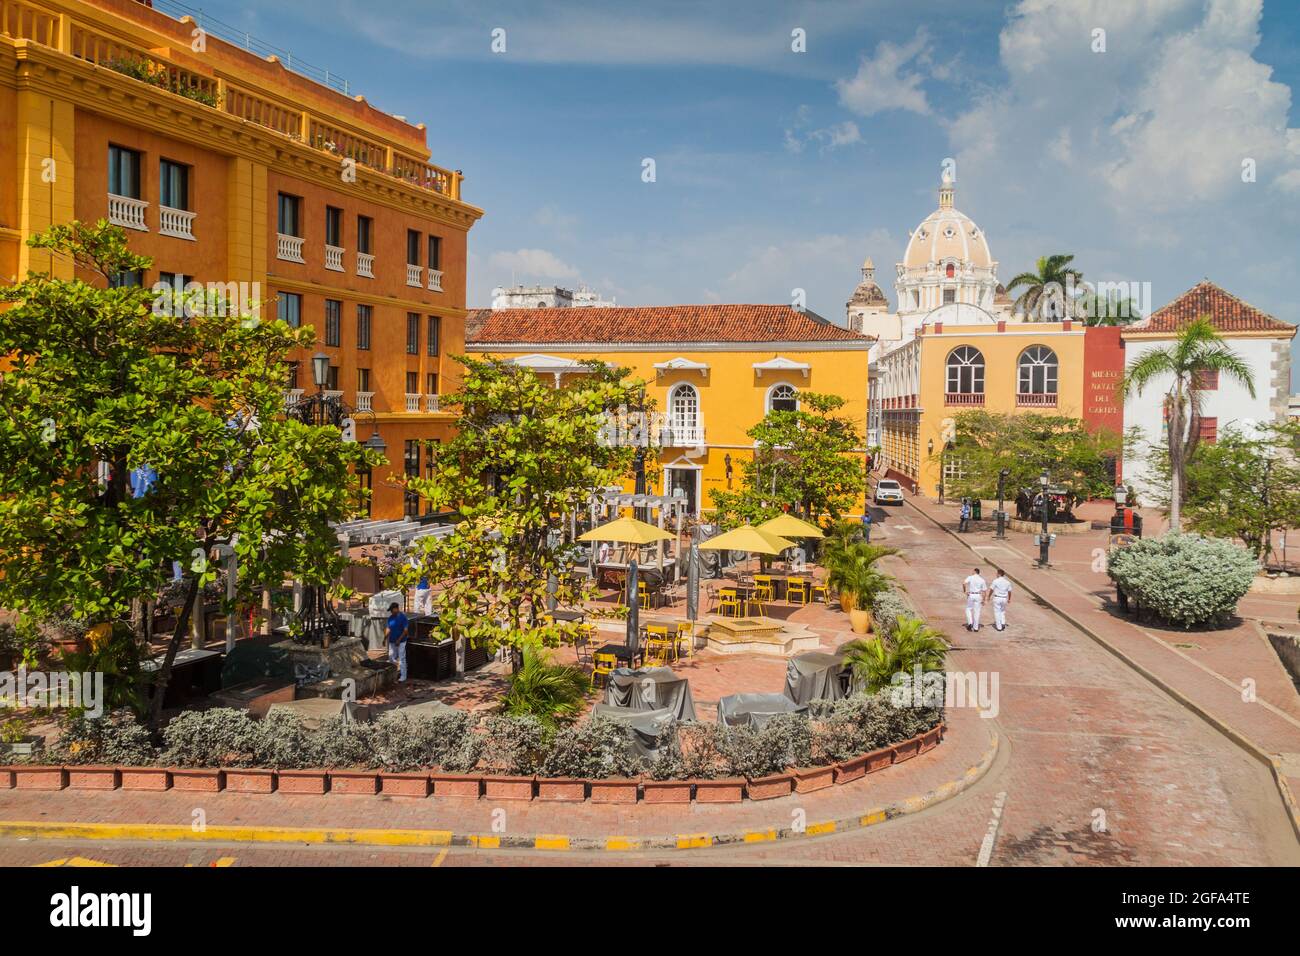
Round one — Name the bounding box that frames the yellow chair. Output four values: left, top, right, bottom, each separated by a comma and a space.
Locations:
810, 579, 829, 604
574, 623, 598, 664
787, 577, 809, 606
717, 587, 741, 618
753, 575, 775, 603
673, 620, 696, 658
592, 650, 618, 688
644, 623, 674, 665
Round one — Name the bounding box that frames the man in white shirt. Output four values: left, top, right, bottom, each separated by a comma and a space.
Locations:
962, 567, 988, 632
990, 569, 1013, 631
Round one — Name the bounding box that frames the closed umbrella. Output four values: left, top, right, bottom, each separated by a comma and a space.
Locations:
626, 558, 640, 650
546, 571, 558, 612
686, 542, 700, 623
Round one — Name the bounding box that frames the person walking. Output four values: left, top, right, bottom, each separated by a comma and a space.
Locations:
860, 507, 873, 543
386, 601, 410, 682
990, 569, 1013, 631
959, 497, 972, 533
962, 566, 987, 632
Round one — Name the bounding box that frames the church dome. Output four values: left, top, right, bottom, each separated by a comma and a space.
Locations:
902, 175, 994, 273
847, 256, 889, 308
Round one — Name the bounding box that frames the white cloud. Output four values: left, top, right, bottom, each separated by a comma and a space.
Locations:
486, 248, 582, 282
784, 118, 862, 154
836, 28, 933, 117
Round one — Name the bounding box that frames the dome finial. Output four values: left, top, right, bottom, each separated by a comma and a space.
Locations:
939, 173, 955, 209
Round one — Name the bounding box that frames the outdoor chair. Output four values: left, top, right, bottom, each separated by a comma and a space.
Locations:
787, 577, 809, 606
809, 575, 829, 604
753, 575, 775, 603
645, 623, 675, 665
673, 620, 696, 659
592, 650, 618, 688
718, 587, 741, 618
573, 625, 595, 665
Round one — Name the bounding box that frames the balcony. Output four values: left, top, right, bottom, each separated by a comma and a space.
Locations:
323, 390, 344, 402
1016, 392, 1058, 407
424, 394, 440, 413
324, 245, 345, 272
427, 269, 443, 292
158, 206, 195, 240
661, 423, 705, 447
406, 264, 423, 288
277, 234, 305, 263
355, 392, 374, 413
944, 392, 985, 407
404, 393, 421, 412
108, 194, 148, 232
356, 252, 375, 278
283, 388, 304, 411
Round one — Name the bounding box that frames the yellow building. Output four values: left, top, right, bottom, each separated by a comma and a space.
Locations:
466, 304, 873, 516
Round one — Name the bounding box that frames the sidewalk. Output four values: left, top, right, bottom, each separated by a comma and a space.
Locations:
904, 494, 1300, 838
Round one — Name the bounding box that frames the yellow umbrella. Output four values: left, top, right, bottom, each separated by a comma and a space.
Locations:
578, 516, 673, 544
757, 514, 824, 539
698, 524, 794, 555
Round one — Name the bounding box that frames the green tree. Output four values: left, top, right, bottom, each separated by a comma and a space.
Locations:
1120, 317, 1255, 531
401, 357, 647, 665
1005, 254, 1083, 321
936, 410, 1120, 503
840, 616, 948, 693
712, 391, 864, 525
1077, 286, 1143, 326
0, 222, 380, 729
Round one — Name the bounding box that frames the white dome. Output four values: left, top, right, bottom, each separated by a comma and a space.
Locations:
903, 205, 993, 272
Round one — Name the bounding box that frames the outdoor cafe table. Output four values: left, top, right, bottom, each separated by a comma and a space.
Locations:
595, 642, 643, 668
547, 609, 585, 624
604, 666, 697, 721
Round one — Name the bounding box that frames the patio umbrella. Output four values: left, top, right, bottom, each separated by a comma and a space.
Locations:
757, 514, 825, 539
698, 524, 795, 584
578, 516, 673, 545
686, 542, 700, 623
626, 558, 640, 650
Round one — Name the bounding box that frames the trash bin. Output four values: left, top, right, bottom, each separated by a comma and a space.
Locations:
972, 499, 983, 520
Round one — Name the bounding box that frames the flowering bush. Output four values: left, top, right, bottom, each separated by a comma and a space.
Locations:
1107, 533, 1258, 628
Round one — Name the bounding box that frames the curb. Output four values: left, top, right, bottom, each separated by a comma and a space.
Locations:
0, 727, 999, 854
904, 499, 1300, 846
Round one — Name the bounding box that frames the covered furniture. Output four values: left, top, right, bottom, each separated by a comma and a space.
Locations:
716, 692, 808, 728
603, 667, 697, 722
591, 703, 676, 758
388, 699, 461, 719
267, 697, 372, 729
784, 650, 852, 705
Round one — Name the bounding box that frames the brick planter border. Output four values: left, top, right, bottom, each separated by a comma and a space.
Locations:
120, 767, 170, 791
745, 772, 793, 800
483, 776, 536, 801
171, 768, 224, 793
589, 777, 640, 805
430, 773, 482, 799
537, 778, 587, 802
224, 768, 276, 794
277, 769, 329, 794
694, 778, 745, 804
379, 773, 431, 798
329, 771, 379, 795
67, 766, 120, 791
642, 780, 693, 804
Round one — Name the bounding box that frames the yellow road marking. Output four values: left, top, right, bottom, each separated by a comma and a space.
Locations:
805, 821, 836, 836
35, 856, 115, 867
605, 837, 639, 851
743, 829, 776, 843
676, 834, 711, 849
467, 835, 499, 849
534, 835, 570, 851
0, 821, 453, 848
430, 848, 448, 867
859, 810, 887, 827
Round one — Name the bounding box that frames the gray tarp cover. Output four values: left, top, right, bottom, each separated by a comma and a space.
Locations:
604, 667, 697, 722
784, 651, 851, 705
591, 703, 676, 758
267, 697, 372, 730
390, 699, 461, 719
716, 692, 808, 728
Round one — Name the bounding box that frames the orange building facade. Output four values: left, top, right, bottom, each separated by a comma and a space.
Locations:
1, 0, 483, 519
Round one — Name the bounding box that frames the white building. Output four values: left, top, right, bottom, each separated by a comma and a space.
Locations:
490, 284, 616, 309
1121, 280, 1296, 501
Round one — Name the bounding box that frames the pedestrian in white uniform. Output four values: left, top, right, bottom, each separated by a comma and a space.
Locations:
962, 567, 987, 632
990, 569, 1013, 631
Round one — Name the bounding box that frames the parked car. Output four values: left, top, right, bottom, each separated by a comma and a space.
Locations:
873, 479, 905, 505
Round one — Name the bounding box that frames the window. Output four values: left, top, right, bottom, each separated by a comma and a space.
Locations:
942, 288, 956, 304
357, 368, 370, 392
427, 235, 442, 271
945, 263, 955, 278
426, 372, 438, 395
325, 206, 342, 247
768, 383, 798, 413
1198, 417, 1218, 444
407, 230, 421, 265
158, 272, 191, 291
357, 216, 373, 254
325, 365, 340, 391
108, 146, 141, 198
670, 383, 699, 432
946, 346, 985, 394
403, 440, 421, 518
277, 193, 301, 236
110, 270, 143, 288
406, 312, 419, 355
406, 371, 419, 394
1193, 369, 1219, 390
324, 299, 341, 347
277, 292, 302, 328
356, 304, 372, 350
1017, 346, 1058, 394
159, 160, 189, 209
285, 361, 299, 390
426, 315, 440, 356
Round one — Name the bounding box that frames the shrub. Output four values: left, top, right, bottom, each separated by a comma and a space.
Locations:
501, 651, 591, 729
369, 710, 473, 772
160, 708, 261, 768
541, 717, 642, 779
312, 716, 377, 769
870, 587, 912, 636
49, 710, 157, 766
253, 710, 315, 769
480, 714, 551, 775
716, 713, 814, 777
1107, 533, 1257, 627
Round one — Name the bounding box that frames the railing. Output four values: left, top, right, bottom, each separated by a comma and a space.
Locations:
406, 264, 423, 288
427, 269, 443, 292
1016, 392, 1058, 407
356, 252, 374, 278
323, 389, 345, 402
158, 205, 195, 240
283, 388, 304, 410
1, 0, 58, 45
107, 194, 148, 231
307, 118, 387, 173
355, 391, 374, 413
324, 244, 344, 272
391, 154, 457, 195
68, 21, 219, 107
277, 234, 305, 263
424, 394, 440, 413
944, 392, 985, 407
662, 424, 705, 446
404, 393, 421, 412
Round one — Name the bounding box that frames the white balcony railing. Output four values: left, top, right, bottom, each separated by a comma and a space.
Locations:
424, 394, 440, 413
1016, 392, 1058, 407
283, 388, 304, 411
277, 233, 305, 263
404, 393, 421, 412
355, 391, 374, 413
944, 392, 985, 407
108, 194, 148, 231
662, 423, 705, 447
323, 389, 344, 402
427, 269, 444, 292
356, 252, 375, 278
324, 244, 345, 272
406, 263, 423, 287
158, 205, 195, 240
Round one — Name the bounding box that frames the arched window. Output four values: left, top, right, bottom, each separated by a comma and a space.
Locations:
945, 262, 955, 278
1018, 346, 1058, 395
946, 346, 984, 394
669, 383, 699, 432
768, 383, 799, 412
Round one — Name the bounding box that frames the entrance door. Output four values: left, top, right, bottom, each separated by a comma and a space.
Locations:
667, 467, 699, 516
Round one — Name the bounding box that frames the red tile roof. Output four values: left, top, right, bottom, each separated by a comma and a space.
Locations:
466, 305, 872, 345
1131, 281, 1295, 336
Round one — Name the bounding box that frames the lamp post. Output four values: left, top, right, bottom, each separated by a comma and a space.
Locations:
1037, 468, 1051, 567
928, 438, 941, 503
996, 467, 1010, 539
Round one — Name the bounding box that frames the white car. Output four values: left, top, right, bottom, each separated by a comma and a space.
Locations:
873, 479, 905, 505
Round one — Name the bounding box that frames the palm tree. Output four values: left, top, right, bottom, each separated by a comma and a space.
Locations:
840, 615, 948, 693
1005, 254, 1083, 321
823, 541, 900, 608
501, 649, 591, 729
1120, 317, 1255, 531
1078, 288, 1143, 326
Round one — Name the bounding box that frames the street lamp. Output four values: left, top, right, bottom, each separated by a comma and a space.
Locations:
996, 467, 1010, 539
1038, 468, 1051, 567
311, 351, 330, 389
1113, 482, 1127, 513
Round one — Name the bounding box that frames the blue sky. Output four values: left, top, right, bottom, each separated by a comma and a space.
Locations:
193, 0, 1299, 360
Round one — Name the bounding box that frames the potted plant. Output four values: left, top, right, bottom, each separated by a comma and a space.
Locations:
846, 566, 891, 635
823, 541, 899, 615
840, 615, 948, 694
0, 718, 44, 759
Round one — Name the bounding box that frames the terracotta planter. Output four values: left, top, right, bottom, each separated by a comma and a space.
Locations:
329, 770, 379, 795
919, 726, 942, 753
746, 772, 794, 800
642, 779, 692, 804
120, 767, 171, 791
224, 768, 276, 794
277, 769, 330, 794
694, 777, 745, 804
536, 778, 587, 802
430, 772, 482, 799
14, 765, 66, 790
838, 591, 854, 613
833, 754, 870, 784
792, 765, 835, 793
380, 772, 431, 798
589, 777, 640, 805
0, 767, 13, 789
863, 745, 895, 774
171, 768, 225, 793
67, 766, 120, 791
892, 737, 922, 763
848, 608, 872, 635
54, 637, 88, 659
482, 775, 535, 801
